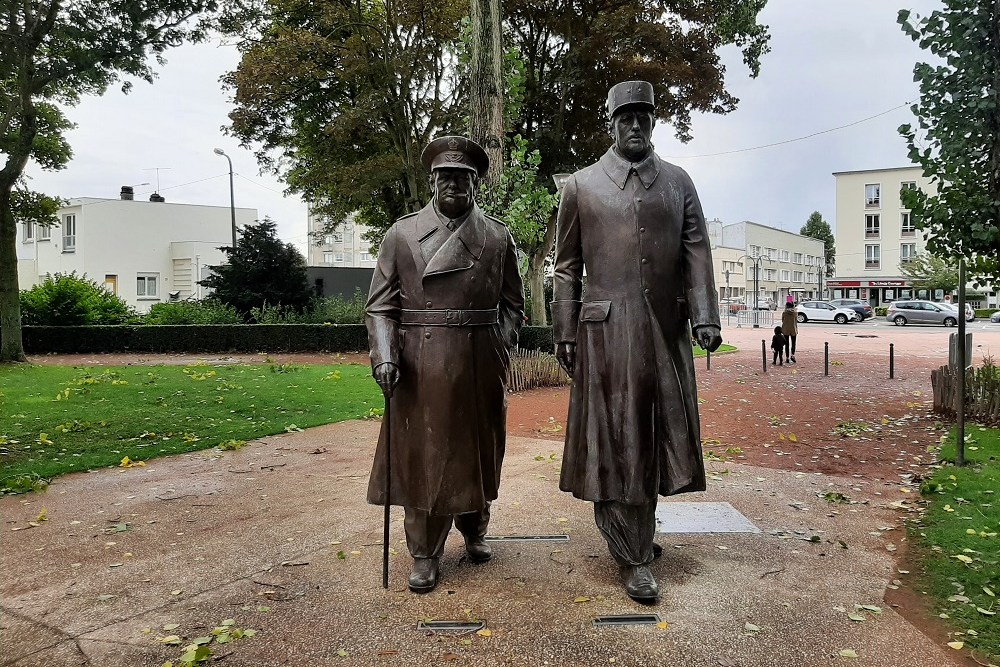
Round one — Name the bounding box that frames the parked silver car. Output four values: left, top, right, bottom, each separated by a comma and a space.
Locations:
886, 300, 959, 326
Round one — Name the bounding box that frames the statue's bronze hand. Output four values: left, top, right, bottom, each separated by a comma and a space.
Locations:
373, 362, 400, 397
556, 342, 576, 377
695, 326, 723, 353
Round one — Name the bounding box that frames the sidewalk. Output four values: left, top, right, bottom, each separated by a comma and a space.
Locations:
0, 421, 958, 667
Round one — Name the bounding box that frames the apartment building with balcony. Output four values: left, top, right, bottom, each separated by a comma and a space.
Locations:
306, 210, 377, 268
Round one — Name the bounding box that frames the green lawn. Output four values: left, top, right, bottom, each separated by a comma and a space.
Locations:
0, 362, 382, 492
915, 425, 1000, 660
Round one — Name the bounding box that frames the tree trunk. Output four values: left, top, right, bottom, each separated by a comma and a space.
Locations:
0, 187, 27, 362
469, 0, 504, 184
525, 210, 557, 325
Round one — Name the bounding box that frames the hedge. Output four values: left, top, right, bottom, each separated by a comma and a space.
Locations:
21, 324, 556, 355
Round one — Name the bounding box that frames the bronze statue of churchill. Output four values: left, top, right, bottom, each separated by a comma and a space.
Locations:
365, 135, 524, 593
552, 81, 722, 602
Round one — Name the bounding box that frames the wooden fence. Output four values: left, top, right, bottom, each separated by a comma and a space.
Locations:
507, 347, 571, 393
931, 359, 1000, 424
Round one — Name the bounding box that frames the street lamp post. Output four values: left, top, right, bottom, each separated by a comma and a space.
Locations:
738, 253, 770, 328
213, 148, 237, 248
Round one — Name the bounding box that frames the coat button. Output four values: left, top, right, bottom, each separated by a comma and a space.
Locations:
425, 332, 431, 339
641, 258, 648, 264
644, 288, 651, 294
426, 301, 432, 307
639, 227, 646, 233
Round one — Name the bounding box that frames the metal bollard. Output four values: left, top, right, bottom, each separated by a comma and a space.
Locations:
762, 339, 767, 373
889, 343, 895, 379
824, 341, 829, 376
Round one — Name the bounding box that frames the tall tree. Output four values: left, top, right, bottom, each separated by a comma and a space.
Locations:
0, 0, 220, 362
898, 3, 1000, 284
899, 253, 960, 294
199, 218, 311, 317
800, 211, 835, 277
224, 0, 466, 245
224, 0, 771, 246
468, 0, 504, 184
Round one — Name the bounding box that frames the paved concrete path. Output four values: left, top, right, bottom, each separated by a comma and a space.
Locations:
1, 422, 958, 667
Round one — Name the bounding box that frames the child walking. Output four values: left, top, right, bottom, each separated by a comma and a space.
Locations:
770, 326, 785, 366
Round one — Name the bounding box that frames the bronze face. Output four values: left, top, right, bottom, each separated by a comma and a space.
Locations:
433, 168, 477, 218
612, 110, 654, 162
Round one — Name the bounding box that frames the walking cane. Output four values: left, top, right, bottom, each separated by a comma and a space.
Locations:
382, 389, 391, 589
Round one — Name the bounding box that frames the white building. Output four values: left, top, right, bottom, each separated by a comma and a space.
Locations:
307, 210, 378, 268
831, 166, 997, 307
709, 219, 827, 304
16, 190, 258, 312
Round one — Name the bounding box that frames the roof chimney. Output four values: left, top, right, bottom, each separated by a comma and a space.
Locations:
120, 186, 134, 200
149, 192, 165, 203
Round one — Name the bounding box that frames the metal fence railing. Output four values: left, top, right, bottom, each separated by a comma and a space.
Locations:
719, 308, 776, 328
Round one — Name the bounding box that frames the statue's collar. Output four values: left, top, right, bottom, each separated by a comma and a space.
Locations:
600, 148, 659, 191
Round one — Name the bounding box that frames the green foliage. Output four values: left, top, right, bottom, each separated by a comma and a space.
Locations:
19, 273, 137, 326
914, 425, 1000, 660
899, 253, 961, 293
145, 300, 242, 325
222, 0, 770, 247
897, 4, 1000, 285
200, 218, 312, 318
799, 212, 835, 277
0, 363, 383, 488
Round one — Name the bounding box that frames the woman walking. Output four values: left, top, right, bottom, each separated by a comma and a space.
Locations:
781, 301, 798, 363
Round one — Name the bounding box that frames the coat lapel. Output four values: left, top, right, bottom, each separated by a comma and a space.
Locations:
423, 206, 487, 278
402, 206, 440, 277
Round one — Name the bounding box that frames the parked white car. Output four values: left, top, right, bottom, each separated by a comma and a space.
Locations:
795, 301, 859, 324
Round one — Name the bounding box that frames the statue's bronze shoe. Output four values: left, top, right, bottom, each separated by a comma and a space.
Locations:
653, 542, 663, 559
625, 565, 659, 602
408, 558, 439, 593
464, 537, 493, 563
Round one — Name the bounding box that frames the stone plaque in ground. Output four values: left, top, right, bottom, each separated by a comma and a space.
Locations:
655, 501, 760, 533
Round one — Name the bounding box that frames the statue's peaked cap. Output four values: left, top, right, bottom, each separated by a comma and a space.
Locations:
421, 135, 490, 177
607, 81, 655, 118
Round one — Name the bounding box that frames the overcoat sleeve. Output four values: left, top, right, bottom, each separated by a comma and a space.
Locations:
551, 175, 583, 344
365, 225, 401, 368
679, 171, 721, 330
499, 229, 525, 350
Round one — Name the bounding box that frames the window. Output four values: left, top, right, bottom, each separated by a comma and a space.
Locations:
749, 245, 761, 258
781, 250, 790, 262
764, 269, 776, 281
359, 252, 372, 262
900, 181, 917, 205
22, 222, 34, 242
104, 275, 118, 295
865, 214, 880, 238
793, 271, 804, 283
323, 251, 333, 264
38, 224, 51, 240
766, 247, 776, 259
901, 212, 915, 236
136, 273, 159, 298
781, 270, 790, 281
865, 244, 881, 269
323, 235, 334, 246
334, 252, 344, 263
900, 243, 916, 263
865, 183, 880, 208
793, 253, 802, 264
332, 232, 344, 243
62, 214, 76, 251
804, 254, 813, 266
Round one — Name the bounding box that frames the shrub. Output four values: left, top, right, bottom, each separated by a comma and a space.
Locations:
145, 300, 242, 325
20, 272, 137, 325
304, 291, 367, 324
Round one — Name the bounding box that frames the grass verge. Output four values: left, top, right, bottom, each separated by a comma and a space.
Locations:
913, 424, 1000, 661
0, 362, 381, 492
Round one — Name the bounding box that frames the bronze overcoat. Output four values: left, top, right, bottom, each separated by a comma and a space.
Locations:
551, 148, 720, 504
366, 201, 524, 515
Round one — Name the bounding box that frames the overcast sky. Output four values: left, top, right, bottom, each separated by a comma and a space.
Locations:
25, 0, 943, 254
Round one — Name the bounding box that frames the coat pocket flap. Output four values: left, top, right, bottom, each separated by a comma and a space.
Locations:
579, 300, 612, 322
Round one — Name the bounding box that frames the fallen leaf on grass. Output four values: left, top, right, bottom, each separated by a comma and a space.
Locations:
159, 635, 183, 645
839, 649, 858, 658
162, 624, 180, 631
573, 596, 591, 603
170, 589, 183, 595
744, 622, 761, 633
336, 649, 349, 657
946, 641, 964, 650
656, 621, 669, 630
976, 607, 996, 616
476, 629, 492, 637
847, 613, 865, 622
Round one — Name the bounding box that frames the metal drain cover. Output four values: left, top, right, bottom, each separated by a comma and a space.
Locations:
416, 620, 485, 633
485, 535, 569, 542
593, 614, 661, 627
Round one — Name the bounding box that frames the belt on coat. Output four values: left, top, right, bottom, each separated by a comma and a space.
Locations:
399, 308, 498, 327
